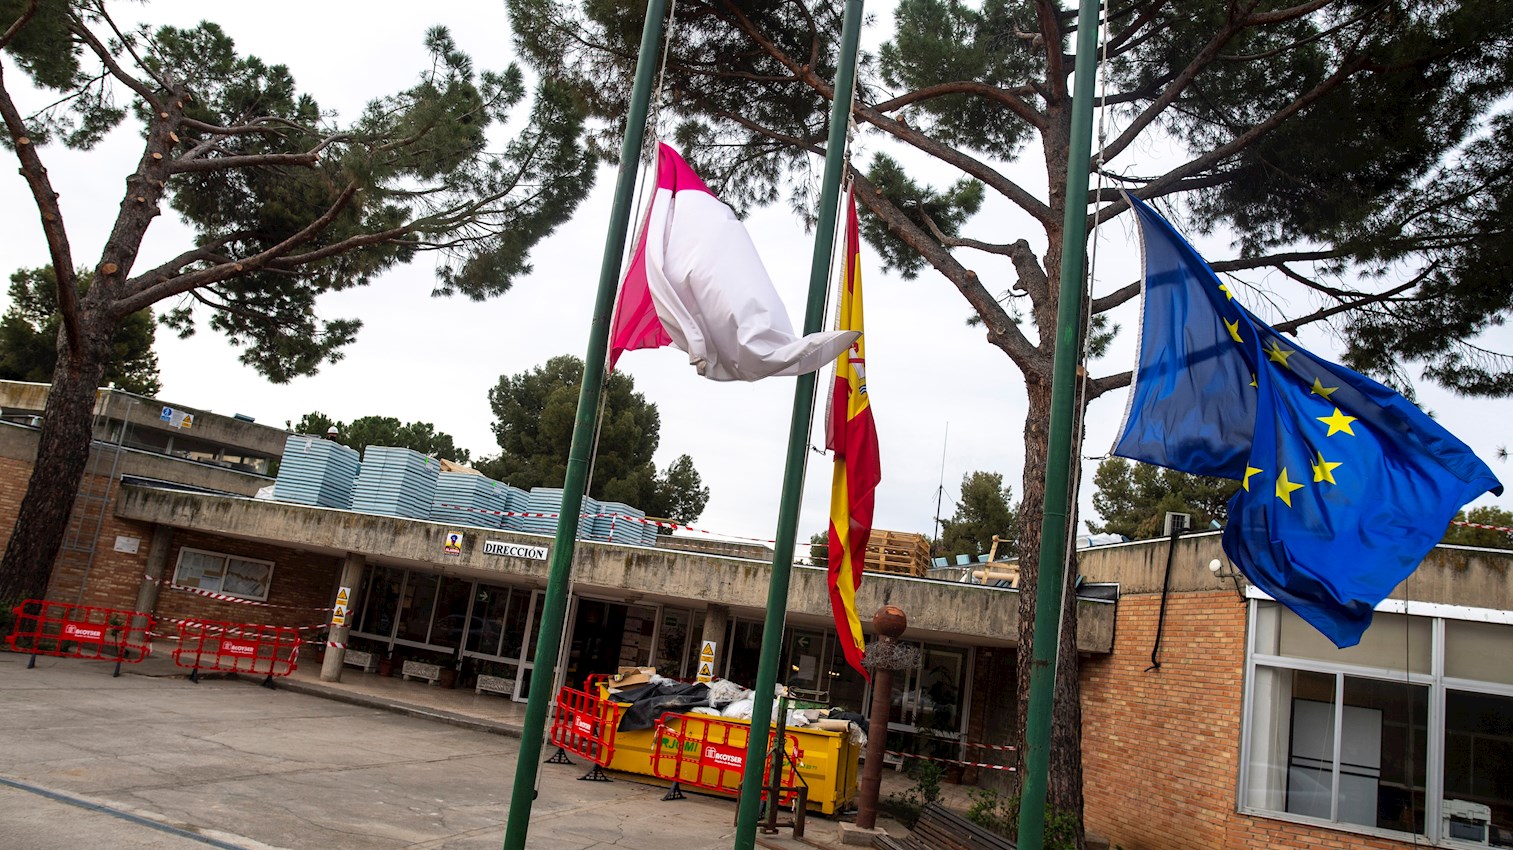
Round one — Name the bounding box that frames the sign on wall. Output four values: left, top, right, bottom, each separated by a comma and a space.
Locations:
331, 586, 351, 627
483, 541, 549, 561
697, 640, 717, 684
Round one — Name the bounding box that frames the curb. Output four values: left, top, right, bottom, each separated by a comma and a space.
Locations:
270, 676, 526, 739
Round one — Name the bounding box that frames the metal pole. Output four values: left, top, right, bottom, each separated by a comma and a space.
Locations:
731, 1, 865, 846
1016, 0, 1103, 848
500, 3, 667, 847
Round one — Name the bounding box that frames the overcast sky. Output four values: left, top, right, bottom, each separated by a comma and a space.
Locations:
2, 1, 1508, 548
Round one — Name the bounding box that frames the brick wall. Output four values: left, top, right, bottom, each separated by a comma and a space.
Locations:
151, 531, 339, 632
1081, 589, 1419, 850
0, 439, 338, 636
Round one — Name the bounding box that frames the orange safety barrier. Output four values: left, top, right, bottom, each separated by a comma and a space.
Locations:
7, 599, 155, 665
172, 619, 301, 680
650, 712, 804, 806
549, 681, 623, 779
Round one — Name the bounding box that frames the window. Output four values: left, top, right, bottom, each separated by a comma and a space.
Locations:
1244, 600, 1513, 846
172, 548, 273, 601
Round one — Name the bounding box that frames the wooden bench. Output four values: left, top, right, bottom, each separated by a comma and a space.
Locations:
401, 660, 442, 684
475, 674, 515, 697
873, 802, 1016, 850
342, 649, 377, 673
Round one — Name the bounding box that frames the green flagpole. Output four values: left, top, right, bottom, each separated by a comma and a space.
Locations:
731, 1, 865, 847
1016, 0, 1102, 848
501, 2, 666, 848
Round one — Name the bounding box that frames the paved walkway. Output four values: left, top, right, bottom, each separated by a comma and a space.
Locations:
1, 651, 916, 849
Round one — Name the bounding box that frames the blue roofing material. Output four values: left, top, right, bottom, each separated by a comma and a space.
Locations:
430, 472, 514, 529
272, 435, 359, 509
352, 446, 440, 520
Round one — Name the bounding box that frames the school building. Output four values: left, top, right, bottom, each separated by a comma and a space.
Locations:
3, 379, 1510, 849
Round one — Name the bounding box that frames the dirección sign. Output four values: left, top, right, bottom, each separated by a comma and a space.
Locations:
483, 541, 549, 561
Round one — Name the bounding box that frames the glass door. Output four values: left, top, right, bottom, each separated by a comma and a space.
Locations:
513, 589, 545, 702
874, 644, 969, 768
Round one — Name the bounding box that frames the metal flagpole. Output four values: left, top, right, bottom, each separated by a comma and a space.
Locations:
500, 2, 668, 847
731, 0, 865, 846
1016, 0, 1103, 848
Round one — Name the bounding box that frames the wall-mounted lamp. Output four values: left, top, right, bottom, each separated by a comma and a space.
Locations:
1209, 558, 1246, 602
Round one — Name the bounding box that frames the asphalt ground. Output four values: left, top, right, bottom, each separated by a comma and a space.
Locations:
0, 652, 833, 850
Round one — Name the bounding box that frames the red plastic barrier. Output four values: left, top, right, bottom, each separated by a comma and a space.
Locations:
549, 682, 622, 767
171, 619, 301, 677
650, 713, 803, 805
7, 599, 154, 662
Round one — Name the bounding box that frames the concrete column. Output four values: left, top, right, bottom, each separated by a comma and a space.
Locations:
130, 526, 174, 640
699, 603, 730, 679
320, 553, 366, 683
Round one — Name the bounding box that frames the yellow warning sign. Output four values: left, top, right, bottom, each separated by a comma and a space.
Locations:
699, 639, 716, 661
332, 586, 351, 627
697, 661, 714, 683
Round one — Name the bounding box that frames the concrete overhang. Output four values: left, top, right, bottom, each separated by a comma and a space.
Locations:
116, 482, 1113, 653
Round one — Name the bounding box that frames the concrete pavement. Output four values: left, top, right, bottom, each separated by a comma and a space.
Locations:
0, 651, 909, 849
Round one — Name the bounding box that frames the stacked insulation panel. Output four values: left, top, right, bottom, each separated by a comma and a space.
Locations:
351, 446, 440, 520
430, 472, 519, 529
520, 487, 601, 540
498, 485, 531, 531
272, 435, 359, 509
596, 502, 653, 545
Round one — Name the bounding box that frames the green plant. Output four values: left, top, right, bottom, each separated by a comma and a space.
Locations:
879, 758, 945, 828
964, 787, 1079, 850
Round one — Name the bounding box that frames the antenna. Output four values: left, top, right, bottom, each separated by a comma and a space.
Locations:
931, 422, 950, 554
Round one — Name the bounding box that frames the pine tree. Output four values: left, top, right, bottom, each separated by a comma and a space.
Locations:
0, 2, 594, 607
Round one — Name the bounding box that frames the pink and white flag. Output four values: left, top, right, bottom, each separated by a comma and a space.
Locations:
609, 143, 858, 381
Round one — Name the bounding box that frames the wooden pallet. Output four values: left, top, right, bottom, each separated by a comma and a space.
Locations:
863, 529, 932, 577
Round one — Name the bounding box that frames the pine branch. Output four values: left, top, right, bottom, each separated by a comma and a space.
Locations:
0, 63, 81, 354
0, 0, 38, 51
852, 172, 1040, 371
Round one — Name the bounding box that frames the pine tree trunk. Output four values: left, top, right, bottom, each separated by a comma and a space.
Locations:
1014, 369, 1087, 846
0, 314, 112, 609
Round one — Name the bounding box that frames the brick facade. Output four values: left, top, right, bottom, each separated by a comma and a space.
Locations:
1081, 588, 1421, 850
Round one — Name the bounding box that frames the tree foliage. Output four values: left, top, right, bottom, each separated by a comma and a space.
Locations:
1087, 457, 1238, 540
477, 355, 710, 524
1442, 506, 1513, 550
0, 266, 160, 395
0, 1, 595, 610
293, 412, 471, 465
808, 530, 828, 567
938, 471, 1017, 558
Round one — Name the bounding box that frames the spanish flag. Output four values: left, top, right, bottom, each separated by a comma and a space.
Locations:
827, 185, 880, 680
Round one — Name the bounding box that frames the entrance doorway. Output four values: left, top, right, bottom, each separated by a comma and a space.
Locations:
565, 598, 658, 689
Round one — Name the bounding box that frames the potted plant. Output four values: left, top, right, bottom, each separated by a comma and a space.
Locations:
376, 648, 395, 677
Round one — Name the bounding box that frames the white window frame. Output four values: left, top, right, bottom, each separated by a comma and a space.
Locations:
1240, 597, 1513, 847
171, 547, 274, 602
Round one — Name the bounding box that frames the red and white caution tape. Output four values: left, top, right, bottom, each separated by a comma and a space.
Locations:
884, 751, 1015, 771
149, 617, 328, 637
433, 504, 779, 545
957, 740, 1016, 752
146, 575, 333, 611
1451, 520, 1513, 534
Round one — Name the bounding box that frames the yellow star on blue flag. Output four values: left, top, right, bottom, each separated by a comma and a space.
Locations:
1113, 194, 1502, 648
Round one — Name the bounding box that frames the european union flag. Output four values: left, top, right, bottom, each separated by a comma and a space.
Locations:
1114, 194, 1502, 648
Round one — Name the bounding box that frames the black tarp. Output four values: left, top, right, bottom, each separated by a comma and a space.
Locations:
610, 681, 713, 731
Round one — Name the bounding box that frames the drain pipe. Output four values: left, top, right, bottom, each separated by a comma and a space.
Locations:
1146, 524, 1184, 672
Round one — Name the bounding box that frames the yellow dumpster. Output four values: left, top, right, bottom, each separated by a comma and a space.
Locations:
604, 709, 859, 815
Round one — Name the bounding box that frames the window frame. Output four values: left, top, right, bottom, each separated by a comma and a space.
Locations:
171, 546, 274, 602
1241, 597, 1513, 847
